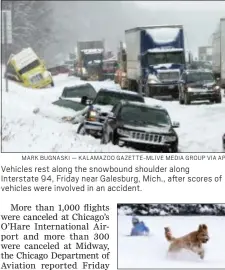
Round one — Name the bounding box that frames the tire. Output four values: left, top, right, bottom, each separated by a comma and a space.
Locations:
77, 123, 86, 135
51, 81, 54, 87
184, 93, 191, 105
171, 145, 178, 153
112, 132, 119, 145
215, 96, 222, 103
100, 131, 109, 144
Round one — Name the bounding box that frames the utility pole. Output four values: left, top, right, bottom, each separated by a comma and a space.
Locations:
2, 10, 12, 92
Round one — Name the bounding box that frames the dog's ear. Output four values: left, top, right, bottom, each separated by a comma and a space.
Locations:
202, 224, 207, 230
198, 224, 203, 231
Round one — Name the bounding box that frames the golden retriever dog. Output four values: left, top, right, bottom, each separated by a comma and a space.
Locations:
164, 224, 209, 259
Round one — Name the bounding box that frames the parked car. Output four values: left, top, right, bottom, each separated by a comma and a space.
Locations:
52, 83, 97, 123
178, 70, 222, 104
223, 133, 225, 151
60, 83, 97, 100
77, 88, 145, 138
101, 101, 180, 152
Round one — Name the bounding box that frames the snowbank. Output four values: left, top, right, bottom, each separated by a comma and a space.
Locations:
1, 74, 136, 152
1, 69, 225, 152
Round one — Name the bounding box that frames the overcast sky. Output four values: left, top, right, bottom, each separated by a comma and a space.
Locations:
50, 1, 225, 60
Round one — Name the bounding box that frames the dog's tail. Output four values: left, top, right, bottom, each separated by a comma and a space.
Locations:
164, 227, 176, 242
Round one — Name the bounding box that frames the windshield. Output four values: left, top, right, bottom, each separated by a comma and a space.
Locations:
147, 51, 184, 66
93, 92, 144, 106
62, 85, 96, 99
120, 105, 171, 126
18, 59, 40, 75
189, 61, 212, 70
83, 53, 103, 66
187, 72, 214, 83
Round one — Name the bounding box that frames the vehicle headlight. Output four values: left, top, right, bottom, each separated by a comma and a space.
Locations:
87, 110, 98, 121
82, 68, 87, 75
42, 71, 50, 79
214, 85, 220, 91
164, 135, 177, 142
117, 128, 130, 137
89, 111, 97, 117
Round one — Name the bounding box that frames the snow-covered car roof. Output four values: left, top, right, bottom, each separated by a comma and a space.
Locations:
81, 49, 104, 55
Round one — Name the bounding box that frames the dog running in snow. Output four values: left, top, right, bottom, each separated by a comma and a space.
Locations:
164, 224, 209, 259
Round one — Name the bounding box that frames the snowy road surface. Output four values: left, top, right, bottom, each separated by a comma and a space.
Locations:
1, 73, 225, 152
118, 215, 225, 268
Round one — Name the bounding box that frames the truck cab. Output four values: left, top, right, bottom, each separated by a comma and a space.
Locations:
125, 25, 186, 99
143, 47, 186, 99
76, 40, 105, 81
6, 47, 54, 88
80, 49, 104, 81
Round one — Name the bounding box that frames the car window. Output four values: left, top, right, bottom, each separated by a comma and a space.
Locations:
120, 105, 171, 126
62, 84, 96, 99
52, 99, 86, 111
93, 91, 144, 106
187, 72, 214, 83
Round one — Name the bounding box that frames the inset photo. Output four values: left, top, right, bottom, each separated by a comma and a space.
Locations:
117, 203, 225, 268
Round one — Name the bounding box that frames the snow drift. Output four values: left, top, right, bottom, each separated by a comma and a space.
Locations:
1, 69, 225, 152
118, 215, 225, 268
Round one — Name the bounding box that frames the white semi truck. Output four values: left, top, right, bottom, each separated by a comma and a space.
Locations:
212, 18, 225, 87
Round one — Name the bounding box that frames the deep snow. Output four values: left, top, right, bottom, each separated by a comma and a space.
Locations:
1, 72, 225, 152
118, 215, 225, 268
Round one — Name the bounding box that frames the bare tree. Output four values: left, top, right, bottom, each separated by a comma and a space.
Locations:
2, 1, 54, 62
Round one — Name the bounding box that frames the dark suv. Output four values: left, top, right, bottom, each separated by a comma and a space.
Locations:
77, 89, 145, 137
178, 70, 222, 104
101, 101, 180, 152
